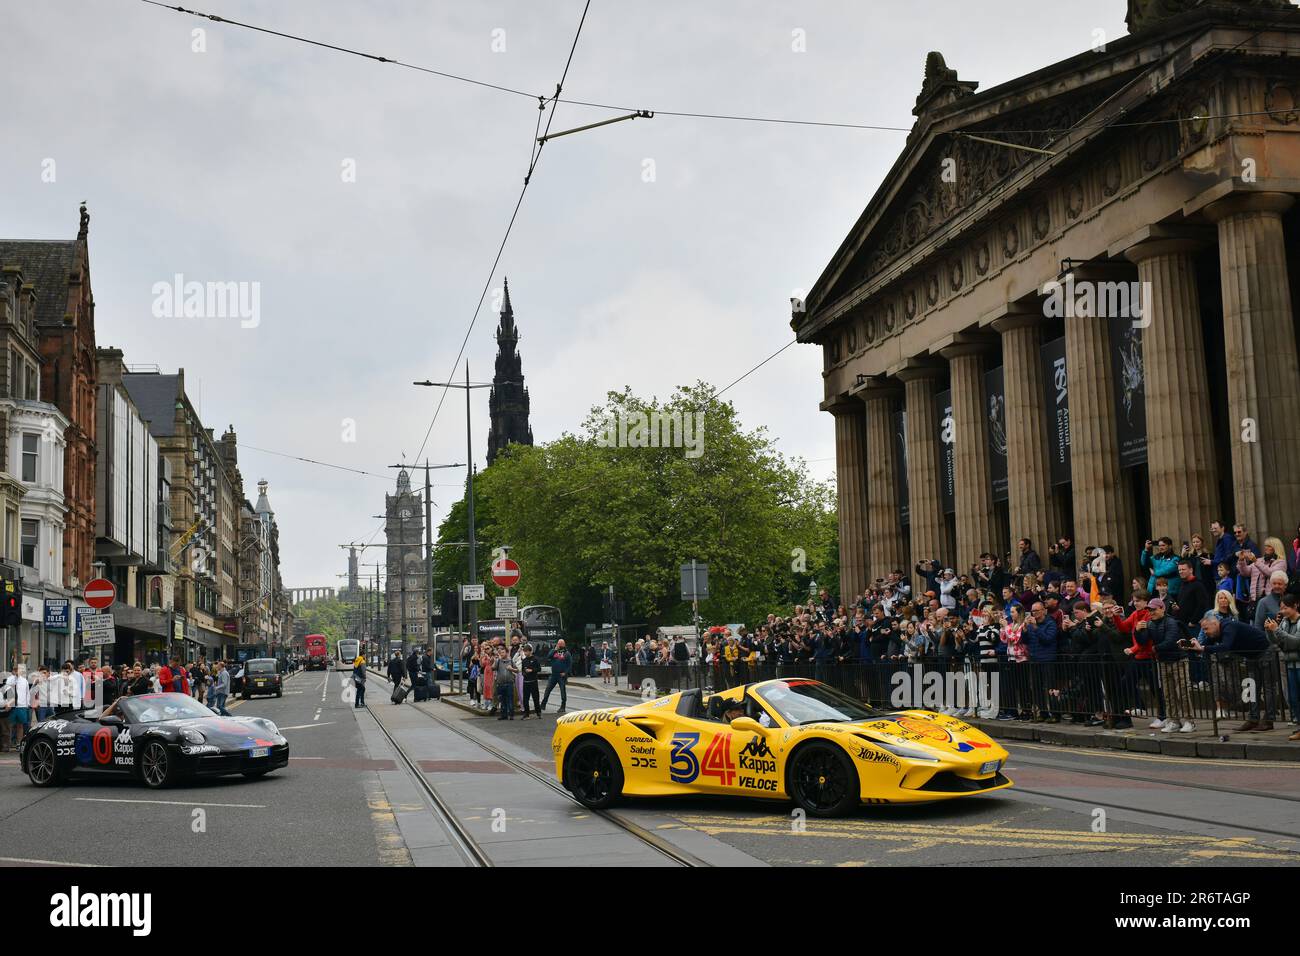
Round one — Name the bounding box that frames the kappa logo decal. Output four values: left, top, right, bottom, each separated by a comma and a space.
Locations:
740, 735, 772, 759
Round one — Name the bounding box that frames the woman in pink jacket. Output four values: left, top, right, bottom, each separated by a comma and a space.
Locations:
1238, 536, 1287, 605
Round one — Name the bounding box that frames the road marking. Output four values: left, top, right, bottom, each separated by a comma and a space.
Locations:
74, 798, 266, 808
1009, 741, 1300, 770
670, 814, 1298, 860
0, 855, 106, 867
278, 721, 336, 731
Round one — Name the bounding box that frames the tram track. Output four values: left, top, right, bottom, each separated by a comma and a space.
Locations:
361, 682, 493, 867
367, 670, 705, 867
1003, 750, 1300, 844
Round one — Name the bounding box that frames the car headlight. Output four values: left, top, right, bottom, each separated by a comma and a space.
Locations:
181, 728, 206, 744
866, 739, 940, 762
257, 719, 279, 736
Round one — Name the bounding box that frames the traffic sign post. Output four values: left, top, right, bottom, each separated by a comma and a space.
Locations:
681, 560, 708, 651
84, 578, 117, 610
491, 558, 520, 589
81, 612, 116, 647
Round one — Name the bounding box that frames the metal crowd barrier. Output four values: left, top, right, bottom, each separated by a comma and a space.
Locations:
624, 655, 1297, 735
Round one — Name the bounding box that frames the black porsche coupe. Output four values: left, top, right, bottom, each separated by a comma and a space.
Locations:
18, 693, 289, 789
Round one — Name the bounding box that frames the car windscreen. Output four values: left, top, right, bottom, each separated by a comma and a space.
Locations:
757, 680, 884, 725
118, 693, 215, 723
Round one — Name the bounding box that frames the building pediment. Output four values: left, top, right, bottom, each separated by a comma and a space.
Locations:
798, 0, 1300, 342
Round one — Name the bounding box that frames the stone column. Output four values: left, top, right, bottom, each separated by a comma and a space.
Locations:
940, 340, 999, 574
827, 397, 869, 602
857, 381, 907, 585
896, 363, 947, 591
1063, 268, 1139, 589
1123, 238, 1219, 541
1205, 192, 1300, 543
992, 310, 1056, 560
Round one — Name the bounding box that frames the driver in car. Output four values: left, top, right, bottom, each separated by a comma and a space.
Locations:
717, 696, 774, 728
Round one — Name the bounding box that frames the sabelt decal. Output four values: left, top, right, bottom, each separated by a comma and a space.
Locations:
628, 742, 657, 768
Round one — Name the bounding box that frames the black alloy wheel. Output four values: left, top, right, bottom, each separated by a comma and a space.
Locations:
789, 742, 859, 817
27, 739, 60, 787
568, 740, 623, 810
140, 741, 174, 789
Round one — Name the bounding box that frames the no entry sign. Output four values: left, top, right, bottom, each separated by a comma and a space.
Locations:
84, 578, 117, 610
491, 558, 520, 589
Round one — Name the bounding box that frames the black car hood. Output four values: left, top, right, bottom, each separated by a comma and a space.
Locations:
150, 716, 284, 749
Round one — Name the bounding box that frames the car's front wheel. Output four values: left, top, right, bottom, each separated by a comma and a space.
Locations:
788, 741, 859, 817
139, 741, 176, 789
26, 739, 63, 787
567, 739, 623, 810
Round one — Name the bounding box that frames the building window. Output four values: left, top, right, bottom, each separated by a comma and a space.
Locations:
21, 433, 38, 482
21, 519, 38, 568
24, 362, 36, 401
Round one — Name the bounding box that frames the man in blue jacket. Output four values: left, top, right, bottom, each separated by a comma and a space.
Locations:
1192, 615, 1274, 732
540, 640, 572, 715
1024, 602, 1060, 721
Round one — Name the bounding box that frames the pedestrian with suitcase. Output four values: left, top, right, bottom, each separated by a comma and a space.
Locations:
386, 652, 406, 701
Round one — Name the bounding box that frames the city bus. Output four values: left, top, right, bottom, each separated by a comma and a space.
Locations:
519, 605, 563, 647
336, 638, 360, 669
304, 634, 328, 670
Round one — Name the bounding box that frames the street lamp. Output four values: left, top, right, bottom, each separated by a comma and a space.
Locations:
413, 366, 520, 649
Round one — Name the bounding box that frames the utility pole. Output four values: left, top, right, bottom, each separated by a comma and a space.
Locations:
414, 365, 515, 662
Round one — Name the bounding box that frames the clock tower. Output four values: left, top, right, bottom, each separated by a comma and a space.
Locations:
384, 468, 426, 653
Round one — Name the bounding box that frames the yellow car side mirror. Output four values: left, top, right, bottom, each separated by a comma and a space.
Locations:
729, 716, 764, 734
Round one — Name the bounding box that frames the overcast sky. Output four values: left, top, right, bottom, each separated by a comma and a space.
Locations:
6, 0, 1129, 590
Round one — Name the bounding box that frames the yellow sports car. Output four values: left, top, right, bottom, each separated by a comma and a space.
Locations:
553, 678, 1011, 816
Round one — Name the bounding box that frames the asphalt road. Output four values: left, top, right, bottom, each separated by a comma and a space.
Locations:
445, 679, 1300, 867
6, 670, 1297, 868
0, 667, 402, 867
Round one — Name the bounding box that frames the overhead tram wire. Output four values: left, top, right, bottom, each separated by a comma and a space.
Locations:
409, 0, 592, 467
134, 2, 1297, 138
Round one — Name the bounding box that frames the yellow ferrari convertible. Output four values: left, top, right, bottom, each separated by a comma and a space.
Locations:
553, 678, 1012, 816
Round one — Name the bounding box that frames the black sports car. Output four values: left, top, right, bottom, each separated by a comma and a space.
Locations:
18, 693, 289, 789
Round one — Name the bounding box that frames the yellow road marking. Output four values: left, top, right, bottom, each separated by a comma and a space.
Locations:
669, 814, 1297, 860
1008, 741, 1300, 770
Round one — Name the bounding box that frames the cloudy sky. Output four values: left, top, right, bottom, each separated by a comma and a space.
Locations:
6, 0, 1128, 589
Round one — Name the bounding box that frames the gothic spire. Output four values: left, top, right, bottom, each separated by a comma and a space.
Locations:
487, 277, 533, 466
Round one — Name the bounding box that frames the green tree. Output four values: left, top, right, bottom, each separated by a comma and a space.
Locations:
456, 382, 836, 634
293, 597, 355, 650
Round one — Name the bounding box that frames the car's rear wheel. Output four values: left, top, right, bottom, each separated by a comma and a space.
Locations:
567, 739, 623, 810
26, 739, 63, 787
275, 690, 282, 698
788, 742, 859, 817
140, 741, 175, 789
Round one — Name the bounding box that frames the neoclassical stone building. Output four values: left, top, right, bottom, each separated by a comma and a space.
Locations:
797, 0, 1300, 600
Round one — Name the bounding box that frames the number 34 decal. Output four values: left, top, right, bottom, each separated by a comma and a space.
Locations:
669, 732, 736, 786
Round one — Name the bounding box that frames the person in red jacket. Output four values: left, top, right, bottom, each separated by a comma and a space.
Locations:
160, 657, 189, 695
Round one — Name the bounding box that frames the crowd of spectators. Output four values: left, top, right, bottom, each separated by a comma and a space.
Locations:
627, 522, 1300, 741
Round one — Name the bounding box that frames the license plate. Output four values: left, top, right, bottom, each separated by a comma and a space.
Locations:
980, 760, 1000, 775
250, 747, 269, 758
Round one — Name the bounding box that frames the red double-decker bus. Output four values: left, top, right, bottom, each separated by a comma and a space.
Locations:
304, 634, 329, 671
